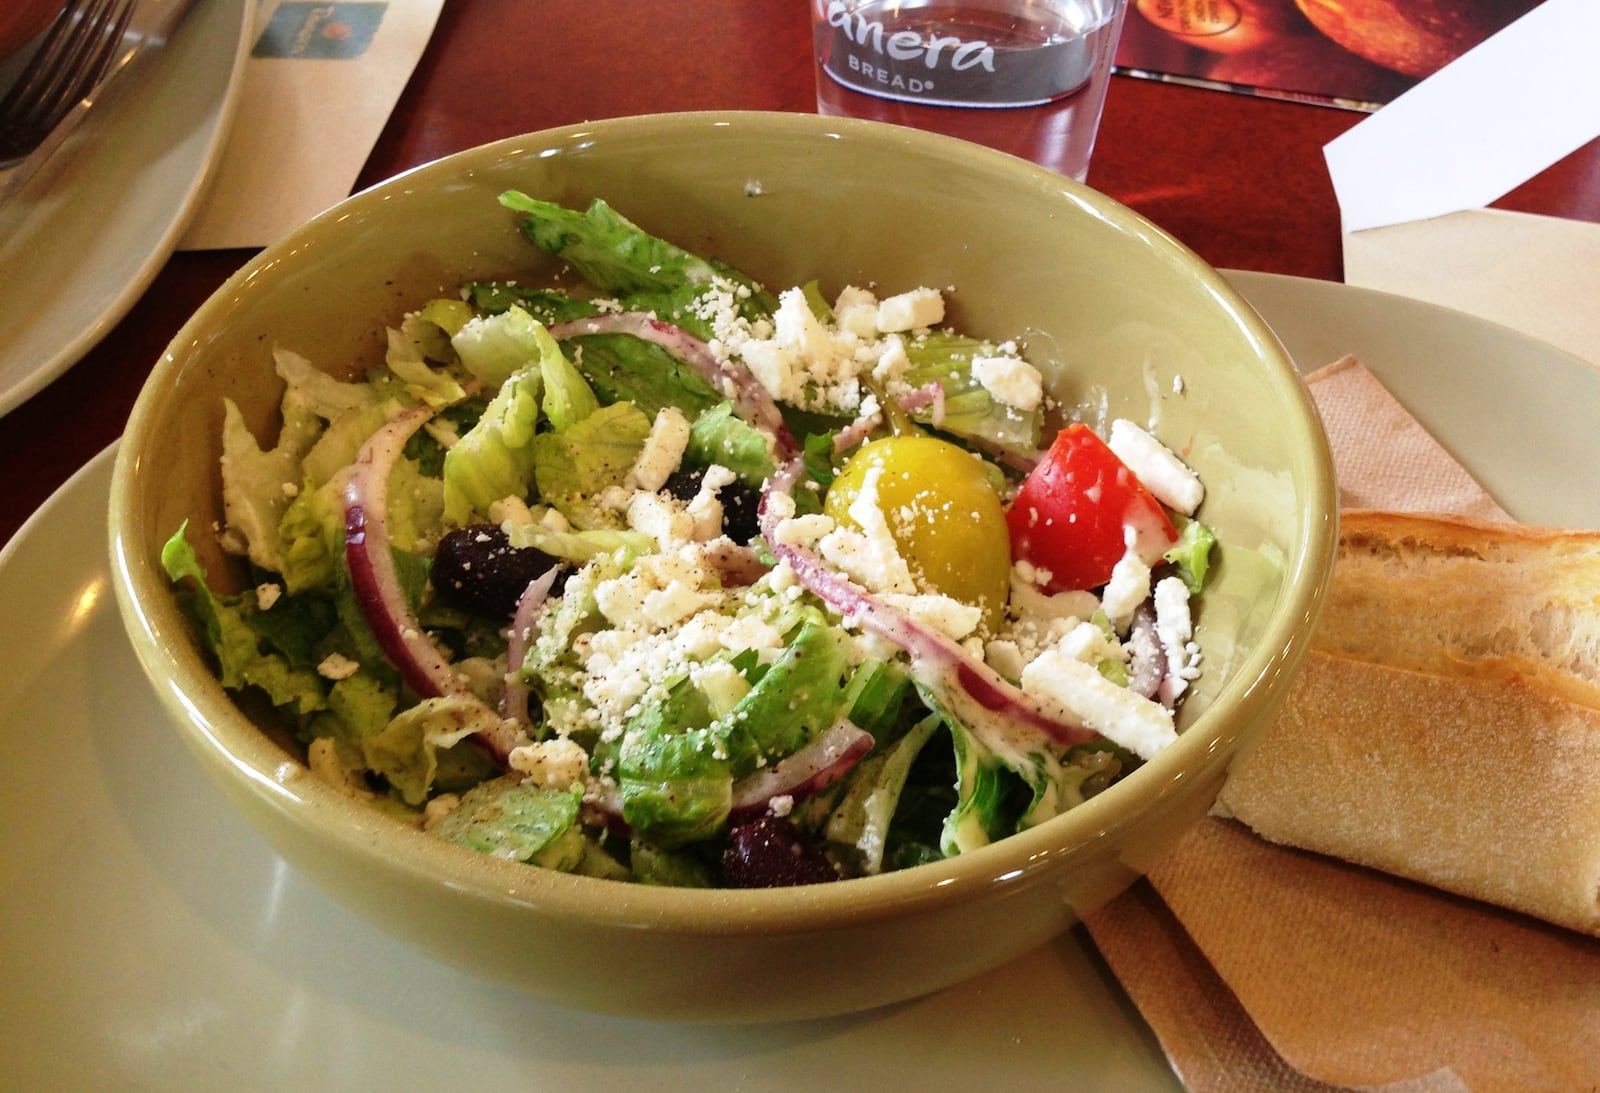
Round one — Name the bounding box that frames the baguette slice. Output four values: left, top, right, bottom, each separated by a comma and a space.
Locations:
1217, 510, 1600, 936
1313, 510, 1600, 683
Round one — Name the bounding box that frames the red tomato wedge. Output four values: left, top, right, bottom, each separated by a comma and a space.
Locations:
1005, 423, 1177, 593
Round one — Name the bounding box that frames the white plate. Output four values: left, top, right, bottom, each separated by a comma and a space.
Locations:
1225, 270, 1600, 529
3, 273, 1592, 1088
0, 0, 252, 419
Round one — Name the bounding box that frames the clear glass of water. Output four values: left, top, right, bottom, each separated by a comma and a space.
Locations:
811, 0, 1130, 182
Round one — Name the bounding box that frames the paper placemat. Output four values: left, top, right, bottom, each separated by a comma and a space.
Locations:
181, 0, 443, 251
1344, 208, 1600, 370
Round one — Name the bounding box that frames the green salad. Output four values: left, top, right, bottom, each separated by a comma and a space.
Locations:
164, 193, 1216, 887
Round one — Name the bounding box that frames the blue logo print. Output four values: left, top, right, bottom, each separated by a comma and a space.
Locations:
253, 2, 387, 60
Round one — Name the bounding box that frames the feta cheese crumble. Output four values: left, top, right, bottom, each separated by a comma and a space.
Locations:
971, 355, 1044, 412
1019, 651, 1178, 760
1108, 418, 1204, 515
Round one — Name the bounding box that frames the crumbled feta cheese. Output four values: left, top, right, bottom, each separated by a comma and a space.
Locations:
984, 639, 1026, 681
490, 495, 536, 527
1153, 574, 1202, 704
1020, 651, 1177, 760
316, 652, 361, 680
508, 737, 589, 789
739, 339, 799, 403
773, 512, 836, 548
876, 287, 944, 333
774, 286, 841, 371
685, 464, 737, 541
627, 490, 696, 550
1107, 418, 1204, 515
1008, 565, 1098, 625
834, 286, 880, 338
878, 592, 983, 642
642, 579, 718, 629
256, 582, 282, 610
626, 406, 691, 491
971, 356, 1043, 412
1100, 528, 1152, 632
816, 466, 917, 594
1053, 619, 1125, 665
422, 793, 461, 827
871, 334, 911, 388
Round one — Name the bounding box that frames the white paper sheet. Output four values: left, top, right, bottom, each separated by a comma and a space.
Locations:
1343, 208, 1600, 370
181, 0, 442, 251
1324, 0, 1600, 234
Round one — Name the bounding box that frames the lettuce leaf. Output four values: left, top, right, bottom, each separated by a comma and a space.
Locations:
385, 321, 468, 409
500, 192, 723, 296
161, 525, 328, 717
428, 775, 586, 869
450, 305, 544, 389
615, 682, 731, 848
559, 331, 723, 421
531, 400, 652, 529
219, 394, 321, 574
714, 616, 853, 777
442, 354, 544, 526
685, 400, 777, 487
902, 333, 1042, 456
533, 319, 600, 430
360, 694, 497, 806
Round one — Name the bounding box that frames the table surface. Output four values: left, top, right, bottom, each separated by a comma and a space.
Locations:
3, 0, 1598, 549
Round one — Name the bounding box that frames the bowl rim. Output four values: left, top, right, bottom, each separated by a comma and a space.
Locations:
110, 109, 1338, 935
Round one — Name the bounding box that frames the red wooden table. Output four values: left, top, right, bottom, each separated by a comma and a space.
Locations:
3, 0, 1596, 548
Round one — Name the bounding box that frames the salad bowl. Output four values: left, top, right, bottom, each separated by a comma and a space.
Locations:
109, 110, 1336, 1022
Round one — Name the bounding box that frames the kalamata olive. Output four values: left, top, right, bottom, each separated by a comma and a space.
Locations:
432, 524, 563, 618
721, 815, 840, 888
662, 468, 762, 544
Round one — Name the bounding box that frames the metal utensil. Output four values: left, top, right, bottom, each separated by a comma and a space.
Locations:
0, 0, 199, 210
0, 0, 137, 165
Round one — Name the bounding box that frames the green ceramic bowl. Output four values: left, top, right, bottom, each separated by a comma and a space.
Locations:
110, 111, 1335, 1022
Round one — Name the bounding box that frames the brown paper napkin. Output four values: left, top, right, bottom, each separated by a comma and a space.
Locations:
1084, 357, 1600, 1092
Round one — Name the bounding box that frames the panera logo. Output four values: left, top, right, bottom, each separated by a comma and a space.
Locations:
822, 1, 998, 72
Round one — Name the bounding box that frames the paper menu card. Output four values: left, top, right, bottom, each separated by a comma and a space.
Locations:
1323, 0, 1600, 234
181, 0, 444, 251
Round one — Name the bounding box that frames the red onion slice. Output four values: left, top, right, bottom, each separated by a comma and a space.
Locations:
896, 380, 946, 428
550, 311, 799, 460
728, 720, 875, 821
344, 401, 526, 766
1126, 602, 1167, 702
345, 403, 464, 700
501, 565, 564, 726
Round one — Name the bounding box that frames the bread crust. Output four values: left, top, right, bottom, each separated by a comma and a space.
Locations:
1218, 510, 1600, 935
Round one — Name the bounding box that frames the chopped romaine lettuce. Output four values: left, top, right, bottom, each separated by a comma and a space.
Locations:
161, 525, 328, 716
1165, 517, 1217, 593
531, 400, 652, 529
442, 354, 543, 525
428, 776, 586, 869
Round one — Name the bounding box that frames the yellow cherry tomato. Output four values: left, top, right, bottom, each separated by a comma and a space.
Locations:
824, 435, 1012, 627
